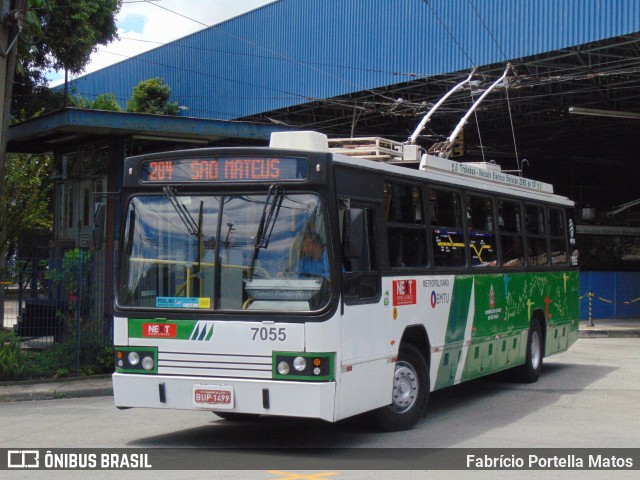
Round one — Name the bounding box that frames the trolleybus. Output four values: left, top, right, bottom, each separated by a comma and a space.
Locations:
113, 128, 579, 431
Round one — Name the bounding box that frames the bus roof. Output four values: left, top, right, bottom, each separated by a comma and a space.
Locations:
331, 152, 574, 207
269, 131, 573, 207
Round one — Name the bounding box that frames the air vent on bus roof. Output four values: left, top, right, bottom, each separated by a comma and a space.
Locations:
269, 131, 329, 152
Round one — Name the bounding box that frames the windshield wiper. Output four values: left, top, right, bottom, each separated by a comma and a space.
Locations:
249, 184, 284, 280
163, 186, 199, 235
163, 186, 206, 296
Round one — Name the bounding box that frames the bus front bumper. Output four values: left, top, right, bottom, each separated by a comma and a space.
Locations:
112, 373, 337, 422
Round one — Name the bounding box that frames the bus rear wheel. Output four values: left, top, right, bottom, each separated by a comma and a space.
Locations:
371, 344, 429, 432
514, 317, 543, 383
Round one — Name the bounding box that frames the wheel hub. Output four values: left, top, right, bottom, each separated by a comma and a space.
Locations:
391, 361, 419, 412
531, 330, 541, 369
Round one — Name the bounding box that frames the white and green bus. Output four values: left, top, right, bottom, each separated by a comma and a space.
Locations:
113, 131, 579, 431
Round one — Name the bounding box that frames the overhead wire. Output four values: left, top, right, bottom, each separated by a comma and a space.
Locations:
143, 0, 208, 27
421, 0, 475, 66
115, 36, 423, 78
466, 0, 508, 61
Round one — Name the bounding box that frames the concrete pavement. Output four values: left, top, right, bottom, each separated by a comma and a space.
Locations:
0, 318, 638, 403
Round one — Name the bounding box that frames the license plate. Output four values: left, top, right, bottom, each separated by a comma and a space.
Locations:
193, 385, 234, 409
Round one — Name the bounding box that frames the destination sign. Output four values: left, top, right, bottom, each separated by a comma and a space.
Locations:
421, 154, 555, 194
140, 157, 309, 183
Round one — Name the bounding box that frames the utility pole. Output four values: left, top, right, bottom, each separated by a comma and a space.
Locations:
0, 0, 27, 199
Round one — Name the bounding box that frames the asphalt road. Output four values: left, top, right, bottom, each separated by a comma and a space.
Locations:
2, 337, 639, 479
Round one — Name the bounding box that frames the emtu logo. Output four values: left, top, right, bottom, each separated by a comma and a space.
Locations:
8, 450, 39, 468
430, 291, 451, 308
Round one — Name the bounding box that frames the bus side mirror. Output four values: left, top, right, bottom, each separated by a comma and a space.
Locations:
344, 208, 364, 258
90, 203, 106, 250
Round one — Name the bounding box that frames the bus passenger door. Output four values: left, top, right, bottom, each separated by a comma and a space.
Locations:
337, 201, 392, 420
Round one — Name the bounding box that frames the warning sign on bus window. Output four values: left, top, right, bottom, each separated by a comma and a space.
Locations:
392, 279, 417, 306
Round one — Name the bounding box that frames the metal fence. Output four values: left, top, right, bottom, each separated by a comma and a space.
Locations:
1, 250, 114, 380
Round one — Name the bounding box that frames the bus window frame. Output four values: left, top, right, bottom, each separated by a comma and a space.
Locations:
548, 206, 570, 266
524, 202, 550, 267
384, 181, 429, 270
464, 192, 498, 268
428, 186, 467, 269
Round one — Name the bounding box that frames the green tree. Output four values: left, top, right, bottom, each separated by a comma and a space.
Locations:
126, 78, 179, 116
12, 0, 122, 117
90, 93, 122, 112
0, 153, 52, 275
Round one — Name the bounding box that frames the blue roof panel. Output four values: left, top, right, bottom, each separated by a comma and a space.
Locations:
68, 0, 640, 120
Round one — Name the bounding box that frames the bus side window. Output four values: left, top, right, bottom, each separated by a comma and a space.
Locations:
385, 182, 427, 268
498, 199, 525, 267
466, 194, 496, 267
342, 206, 379, 304
430, 188, 465, 267
343, 208, 373, 272
525, 203, 549, 266
549, 208, 568, 265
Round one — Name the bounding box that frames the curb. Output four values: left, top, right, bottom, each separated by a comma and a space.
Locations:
0, 376, 113, 403
579, 329, 640, 339
0, 386, 114, 403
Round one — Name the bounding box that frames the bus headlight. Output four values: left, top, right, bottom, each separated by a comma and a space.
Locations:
142, 356, 155, 371
293, 356, 306, 372
128, 351, 140, 366
115, 347, 157, 374
277, 361, 290, 375
273, 352, 334, 381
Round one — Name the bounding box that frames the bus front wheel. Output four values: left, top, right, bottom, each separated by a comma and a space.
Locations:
514, 317, 543, 383
371, 344, 429, 432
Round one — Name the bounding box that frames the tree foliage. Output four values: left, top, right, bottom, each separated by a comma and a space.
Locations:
0, 153, 53, 265
33, 0, 121, 74
126, 78, 179, 116
90, 93, 122, 112
12, 0, 122, 118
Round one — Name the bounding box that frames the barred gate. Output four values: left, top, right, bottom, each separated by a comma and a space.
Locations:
1, 250, 114, 379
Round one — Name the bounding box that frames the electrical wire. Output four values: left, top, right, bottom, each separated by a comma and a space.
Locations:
466, 0, 508, 61
421, 0, 475, 66
143, 0, 207, 27
115, 36, 424, 79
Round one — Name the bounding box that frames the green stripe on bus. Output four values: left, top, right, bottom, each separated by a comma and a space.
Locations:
434, 275, 473, 390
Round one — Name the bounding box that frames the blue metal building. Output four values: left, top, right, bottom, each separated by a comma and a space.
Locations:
68, 0, 640, 121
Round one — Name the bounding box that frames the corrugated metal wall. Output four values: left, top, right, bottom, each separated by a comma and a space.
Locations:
69, 0, 640, 120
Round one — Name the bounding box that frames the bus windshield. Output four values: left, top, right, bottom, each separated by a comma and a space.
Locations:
118, 191, 331, 312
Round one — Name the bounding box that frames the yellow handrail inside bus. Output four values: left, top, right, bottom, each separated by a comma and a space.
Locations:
128, 257, 269, 283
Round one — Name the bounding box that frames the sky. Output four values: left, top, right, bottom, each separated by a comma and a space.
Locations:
48, 0, 274, 86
